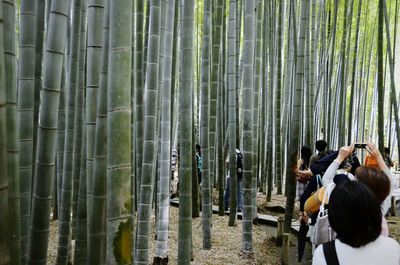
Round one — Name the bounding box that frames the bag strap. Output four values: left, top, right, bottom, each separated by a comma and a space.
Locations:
323, 241, 340, 265
319, 183, 336, 212
316, 174, 322, 187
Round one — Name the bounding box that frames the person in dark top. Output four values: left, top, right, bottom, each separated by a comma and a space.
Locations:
296, 146, 313, 200
195, 144, 202, 184
310, 140, 328, 166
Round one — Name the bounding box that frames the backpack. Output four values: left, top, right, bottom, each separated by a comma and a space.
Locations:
236, 151, 243, 179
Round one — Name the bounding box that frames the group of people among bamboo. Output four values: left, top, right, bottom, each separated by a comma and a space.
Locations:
296, 140, 400, 264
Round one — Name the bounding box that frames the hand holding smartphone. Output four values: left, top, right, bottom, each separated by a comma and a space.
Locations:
354, 143, 367, 149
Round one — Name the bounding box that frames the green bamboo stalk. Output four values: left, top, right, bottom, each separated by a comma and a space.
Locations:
74, 121, 87, 265
235, 0, 241, 148
216, 52, 225, 214
0, 1, 10, 263
208, 0, 218, 188
251, 0, 262, 220
284, 0, 307, 233
210, 0, 223, 213
154, 0, 175, 262
382, 0, 400, 174
32, 0, 45, 177
170, 0, 179, 145
72, 0, 89, 262
71, 1, 87, 241
347, 0, 362, 144
178, 0, 195, 263
241, 0, 255, 256
134, 0, 144, 210
4, 1, 21, 264
135, 1, 161, 263
200, 0, 212, 248
88, 0, 109, 263
377, 0, 384, 153
266, 0, 275, 202
107, 0, 133, 264
56, 51, 66, 221
85, 0, 104, 255
227, 0, 238, 226
326, 0, 339, 145
56, 0, 82, 263
337, 0, 350, 147
27, 1, 69, 264
17, 0, 36, 263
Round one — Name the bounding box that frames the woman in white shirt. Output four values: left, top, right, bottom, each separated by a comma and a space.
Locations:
312, 181, 400, 265
322, 143, 395, 235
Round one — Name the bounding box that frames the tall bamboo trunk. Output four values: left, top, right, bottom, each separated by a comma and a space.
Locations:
71, 1, 87, 240
382, 0, 400, 172
28, 1, 69, 264
210, 0, 223, 214
227, 0, 238, 226
241, 0, 255, 256
74, 122, 87, 264
251, 0, 262, 220
4, 1, 21, 264
32, 0, 45, 180
377, 0, 385, 153
347, 0, 362, 144
134, 0, 144, 211
326, 0, 339, 146
85, 0, 105, 256
87, 0, 109, 263
177, 0, 195, 263
0, 1, 10, 264
72, 0, 89, 261
17, 0, 36, 263
337, 0, 350, 147
56, 0, 82, 263
135, 1, 161, 264
200, 0, 212, 248
154, 0, 175, 262
284, 0, 307, 233
106, 0, 133, 264
275, 0, 283, 195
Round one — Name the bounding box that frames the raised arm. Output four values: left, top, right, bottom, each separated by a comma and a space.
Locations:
366, 143, 393, 214
322, 144, 355, 187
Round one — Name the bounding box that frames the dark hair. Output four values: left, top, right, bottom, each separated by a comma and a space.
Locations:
384, 147, 390, 154
315, 140, 328, 152
196, 144, 201, 152
300, 146, 312, 168
328, 181, 382, 248
355, 166, 391, 204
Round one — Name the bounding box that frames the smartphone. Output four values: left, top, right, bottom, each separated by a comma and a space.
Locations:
354, 143, 367, 149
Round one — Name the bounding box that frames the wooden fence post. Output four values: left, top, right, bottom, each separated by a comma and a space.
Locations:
276, 216, 284, 245
281, 233, 290, 265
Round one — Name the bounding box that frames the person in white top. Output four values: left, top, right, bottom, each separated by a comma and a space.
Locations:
322, 143, 395, 236
312, 181, 400, 265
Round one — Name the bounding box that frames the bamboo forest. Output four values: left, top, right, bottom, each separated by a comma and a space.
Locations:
1, 0, 400, 264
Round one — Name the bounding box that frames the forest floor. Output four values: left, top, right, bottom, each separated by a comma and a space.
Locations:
47, 190, 400, 265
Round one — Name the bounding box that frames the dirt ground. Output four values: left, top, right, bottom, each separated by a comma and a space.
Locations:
47, 190, 399, 264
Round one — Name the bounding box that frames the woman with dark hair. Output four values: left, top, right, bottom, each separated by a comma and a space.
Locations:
322, 143, 394, 235
312, 181, 400, 264
296, 146, 313, 200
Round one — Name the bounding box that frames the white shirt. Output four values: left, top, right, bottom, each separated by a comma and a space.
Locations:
312, 236, 400, 265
